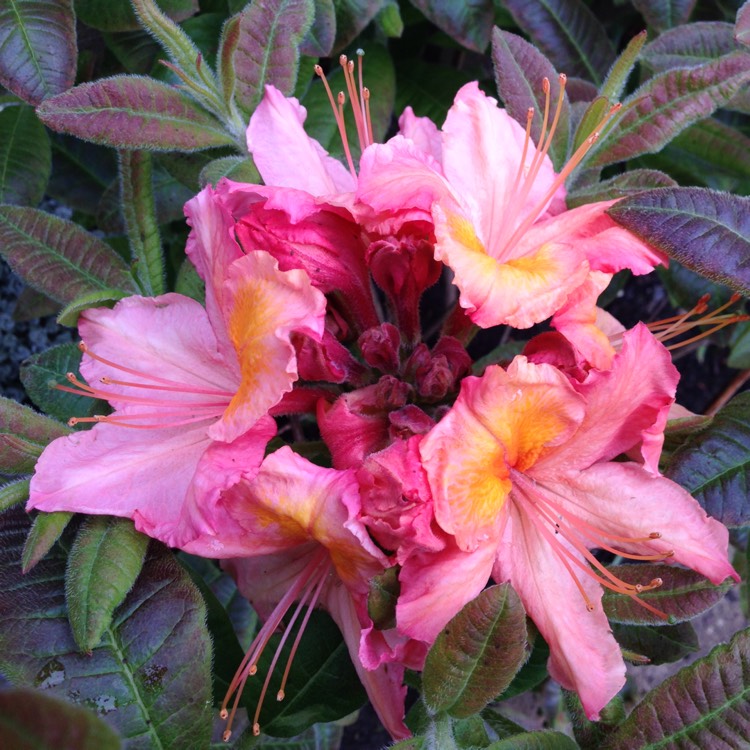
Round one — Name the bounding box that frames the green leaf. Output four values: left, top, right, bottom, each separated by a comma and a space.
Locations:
57, 289, 129, 327
567, 169, 677, 208
300, 0, 335, 56
22, 511, 74, 573
497, 626, 549, 700
200, 155, 261, 186
0, 433, 44, 475
331, 0, 385, 52
602, 564, 732, 625
103, 29, 161, 75
491, 29, 570, 171
611, 621, 700, 665
631, 0, 697, 33
488, 730, 579, 749
37, 75, 236, 151
66, 517, 149, 652
503, 0, 616, 85
119, 150, 165, 295
175, 257, 206, 303
738, 3, 750, 48
409, 0, 494, 52
0, 104, 51, 206
0, 507, 214, 749
602, 626, 750, 749
641, 22, 737, 73
20, 342, 108, 425
0, 395, 69, 449
236, 609, 367, 737
600, 30, 648, 103
0, 478, 30, 512
665, 391, 750, 527
0, 687, 122, 749
368, 565, 399, 630
0, 0, 77, 105
394, 58, 471, 124
422, 583, 528, 718
229, 0, 315, 118
607, 188, 750, 295
75, 0, 198, 32
0, 205, 137, 305
588, 53, 750, 168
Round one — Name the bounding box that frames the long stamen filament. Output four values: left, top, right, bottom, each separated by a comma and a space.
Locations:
313, 65, 357, 179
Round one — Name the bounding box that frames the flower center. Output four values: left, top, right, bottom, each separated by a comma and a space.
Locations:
510, 469, 673, 620
58, 342, 234, 429
220, 547, 332, 742
314, 50, 373, 179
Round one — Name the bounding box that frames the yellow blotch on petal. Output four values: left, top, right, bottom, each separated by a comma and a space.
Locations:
445, 211, 487, 256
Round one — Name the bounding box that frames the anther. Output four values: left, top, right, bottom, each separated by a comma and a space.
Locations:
253, 723, 261, 736
277, 689, 285, 701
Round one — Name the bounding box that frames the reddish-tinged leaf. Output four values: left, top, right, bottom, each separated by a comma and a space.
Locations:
589, 53, 750, 167
567, 169, 678, 208
631, 0, 697, 32
0, 396, 69, 446
332, 0, 385, 52
641, 22, 737, 73
503, 0, 616, 85
602, 627, 750, 749
602, 564, 732, 625
300, 0, 335, 57
492, 29, 570, 170
0, 687, 122, 749
217, 13, 240, 104
230, 0, 314, 118
423, 583, 528, 718
0, 0, 77, 105
74, 0, 197, 32
0, 206, 137, 305
410, 0, 494, 53
0, 479, 30, 513
607, 188, 750, 295
665, 392, 750, 527
738, 2, 750, 48
0, 435, 44, 475
0, 104, 51, 206
37, 75, 235, 151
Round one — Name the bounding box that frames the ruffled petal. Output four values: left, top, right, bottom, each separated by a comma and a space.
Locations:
397, 106, 442, 162
246, 84, 355, 194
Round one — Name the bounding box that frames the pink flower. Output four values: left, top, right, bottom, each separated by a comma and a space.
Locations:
202, 447, 410, 741
410, 325, 738, 719
27, 187, 326, 548
357, 81, 666, 350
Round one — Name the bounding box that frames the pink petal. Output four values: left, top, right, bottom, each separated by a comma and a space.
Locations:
247, 84, 355, 194
493, 504, 626, 720
397, 106, 442, 162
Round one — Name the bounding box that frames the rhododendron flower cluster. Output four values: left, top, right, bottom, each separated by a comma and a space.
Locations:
27, 67, 738, 740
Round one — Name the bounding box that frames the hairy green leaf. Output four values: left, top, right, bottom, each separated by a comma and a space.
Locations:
567, 169, 677, 208
641, 22, 737, 73
666, 391, 750, 527
0, 478, 30, 512
611, 621, 699, 665
332, 0, 385, 52
0, 206, 137, 304
0, 507, 213, 748
600, 29, 648, 103
631, 0, 697, 33
738, 2, 750, 48
0, 396, 69, 449
22, 511, 74, 573
0, 687, 122, 749
503, 0, 616, 85
488, 731, 579, 749
409, 0, 494, 52
608, 188, 750, 295
66, 517, 149, 652
0, 104, 51, 206
0, 0, 77, 104
200, 155, 261, 186
602, 627, 750, 749
37, 75, 235, 151
57, 289, 129, 327
423, 583, 528, 718
300, 0, 335, 56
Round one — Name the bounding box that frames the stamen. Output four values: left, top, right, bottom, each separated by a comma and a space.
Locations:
357, 50, 370, 147
313, 65, 357, 179
221, 548, 330, 742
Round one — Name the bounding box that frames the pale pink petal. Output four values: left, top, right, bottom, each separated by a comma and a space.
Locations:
492, 505, 626, 720
396, 538, 496, 644
247, 84, 355, 194
397, 106, 442, 162
542, 462, 739, 586
432, 202, 589, 329
541, 325, 678, 471
211, 251, 326, 442
78, 294, 239, 411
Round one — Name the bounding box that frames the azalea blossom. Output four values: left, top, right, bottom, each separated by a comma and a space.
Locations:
205, 447, 412, 741
27, 188, 326, 547
356, 80, 666, 358
409, 324, 738, 718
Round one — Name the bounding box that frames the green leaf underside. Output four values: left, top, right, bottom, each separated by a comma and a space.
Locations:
665, 391, 750, 527
0, 0, 77, 104
602, 564, 731, 625
607, 188, 750, 296
602, 627, 750, 749
37, 75, 234, 151
0, 206, 137, 305
423, 583, 528, 718
0, 687, 122, 749
0, 507, 213, 749
66, 517, 149, 652
22, 511, 74, 573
